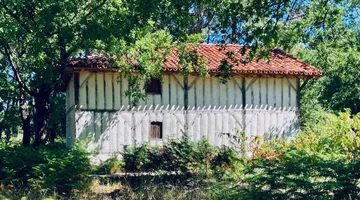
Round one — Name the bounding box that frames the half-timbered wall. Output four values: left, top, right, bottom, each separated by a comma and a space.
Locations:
66, 71, 300, 156
75, 71, 298, 110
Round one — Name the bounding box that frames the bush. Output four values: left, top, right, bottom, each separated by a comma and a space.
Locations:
123, 143, 161, 171
122, 136, 243, 179
0, 141, 91, 196
161, 137, 216, 173
92, 155, 124, 174
211, 146, 243, 177
212, 110, 360, 199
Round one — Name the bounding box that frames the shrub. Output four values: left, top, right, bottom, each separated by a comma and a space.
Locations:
122, 137, 216, 173
212, 110, 360, 199
161, 137, 216, 173
123, 144, 161, 171
0, 141, 91, 196
122, 136, 243, 179
92, 155, 124, 174
211, 146, 243, 178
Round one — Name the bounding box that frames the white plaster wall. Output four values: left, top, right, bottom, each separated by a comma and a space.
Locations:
74, 107, 298, 154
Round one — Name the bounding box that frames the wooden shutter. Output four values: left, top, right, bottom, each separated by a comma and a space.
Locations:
150, 121, 162, 139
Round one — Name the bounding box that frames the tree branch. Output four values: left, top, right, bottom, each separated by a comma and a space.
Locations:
1, 43, 35, 96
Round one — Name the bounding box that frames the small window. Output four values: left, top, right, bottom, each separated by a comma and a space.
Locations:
146, 78, 161, 94
150, 121, 162, 139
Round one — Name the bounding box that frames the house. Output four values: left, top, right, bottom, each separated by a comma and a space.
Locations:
63, 44, 322, 158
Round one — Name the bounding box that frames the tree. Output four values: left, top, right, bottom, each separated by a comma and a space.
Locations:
275, 0, 360, 121
0, 58, 21, 142
0, 0, 155, 146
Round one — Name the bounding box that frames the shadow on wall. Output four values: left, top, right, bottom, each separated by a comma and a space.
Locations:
223, 111, 299, 147
77, 111, 118, 153
264, 114, 299, 140
74, 108, 299, 154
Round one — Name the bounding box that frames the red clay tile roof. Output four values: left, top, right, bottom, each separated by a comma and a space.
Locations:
67, 44, 323, 77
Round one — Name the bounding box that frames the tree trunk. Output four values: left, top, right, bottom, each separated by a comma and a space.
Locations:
5, 130, 10, 142
33, 90, 50, 147
0, 125, 2, 141
20, 93, 31, 147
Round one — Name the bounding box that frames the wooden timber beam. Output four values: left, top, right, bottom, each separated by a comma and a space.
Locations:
241, 76, 246, 131
183, 75, 189, 135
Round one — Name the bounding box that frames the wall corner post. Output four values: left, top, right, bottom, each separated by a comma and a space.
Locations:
241, 76, 246, 132
74, 71, 80, 110
184, 75, 189, 135
296, 77, 301, 131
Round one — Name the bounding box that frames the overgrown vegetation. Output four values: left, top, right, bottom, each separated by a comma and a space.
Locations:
0, 141, 91, 198
213, 110, 360, 199
90, 110, 360, 199
121, 137, 242, 177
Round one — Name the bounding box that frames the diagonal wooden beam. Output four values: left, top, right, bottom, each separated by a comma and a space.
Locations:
233, 77, 244, 91
286, 78, 296, 92
172, 75, 184, 90
188, 77, 199, 90
245, 77, 258, 92
80, 72, 94, 87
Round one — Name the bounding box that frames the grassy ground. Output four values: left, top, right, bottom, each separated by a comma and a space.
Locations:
0, 177, 213, 200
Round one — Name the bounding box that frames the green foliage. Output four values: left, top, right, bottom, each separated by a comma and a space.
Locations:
92, 155, 124, 175
123, 143, 159, 171
0, 141, 91, 196
295, 110, 360, 158
213, 110, 360, 199
278, 0, 360, 117
211, 146, 243, 177
300, 46, 360, 115
0, 0, 297, 143
111, 30, 209, 106
160, 137, 215, 174
2, 0, 355, 143
122, 137, 243, 179
47, 94, 66, 141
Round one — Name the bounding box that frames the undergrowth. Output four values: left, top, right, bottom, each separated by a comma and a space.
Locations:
213, 110, 360, 199
0, 141, 91, 198
1, 110, 359, 199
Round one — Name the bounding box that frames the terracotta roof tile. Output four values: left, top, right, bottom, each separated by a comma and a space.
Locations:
67, 44, 323, 77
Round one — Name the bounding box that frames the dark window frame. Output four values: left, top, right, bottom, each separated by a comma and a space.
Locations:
150, 121, 163, 140
146, 78, 162, 94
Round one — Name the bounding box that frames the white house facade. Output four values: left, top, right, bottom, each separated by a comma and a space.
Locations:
63, 44, 322, 158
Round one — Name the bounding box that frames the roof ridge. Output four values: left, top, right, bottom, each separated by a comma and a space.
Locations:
198, 43, 244, 47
